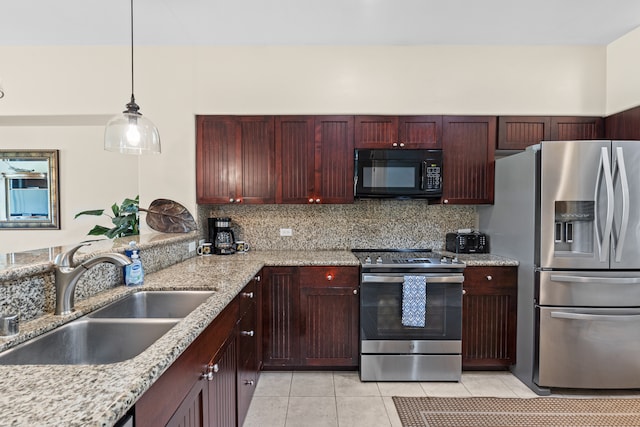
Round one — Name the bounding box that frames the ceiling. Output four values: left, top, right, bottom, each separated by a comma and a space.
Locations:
1, 0, 640, 46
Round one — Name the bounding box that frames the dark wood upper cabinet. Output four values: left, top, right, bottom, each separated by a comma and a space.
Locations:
275, 115, 354, 204
354, 116, 398, 148
605, 106, 640, 140
355, 115, 442, 149
275, 116, 316, 204
196, 115, 275, 204
549, 116, 604, 140
497, 116, 551, 150
315, 116, 355, 204
442, 116, 496, 205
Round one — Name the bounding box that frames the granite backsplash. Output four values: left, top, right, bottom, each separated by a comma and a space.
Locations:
198, 200, 477, 251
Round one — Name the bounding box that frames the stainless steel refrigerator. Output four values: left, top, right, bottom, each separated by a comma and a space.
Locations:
479, 140, 640, 395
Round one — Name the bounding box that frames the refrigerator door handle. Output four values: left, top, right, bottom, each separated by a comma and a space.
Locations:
550, 274, 640, 285
613, 146, 630, 263
594, 147, 614, 262
550, 311, 640, 322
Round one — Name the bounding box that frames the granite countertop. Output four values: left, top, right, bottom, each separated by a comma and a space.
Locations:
0, 250, 358, 427
0, 249, 515, 426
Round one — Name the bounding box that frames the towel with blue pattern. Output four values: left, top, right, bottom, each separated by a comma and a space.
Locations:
401, 275, 427, 327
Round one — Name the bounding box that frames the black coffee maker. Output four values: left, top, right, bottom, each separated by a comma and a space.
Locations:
208, 217, 236, 255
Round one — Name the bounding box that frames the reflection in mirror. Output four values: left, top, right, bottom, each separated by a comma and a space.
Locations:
0, 150, 59, 229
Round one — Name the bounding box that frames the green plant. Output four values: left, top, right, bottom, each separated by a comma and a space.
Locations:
75, 196, 139, 238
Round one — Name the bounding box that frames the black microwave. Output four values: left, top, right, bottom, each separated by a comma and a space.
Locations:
354, 149, 443, 199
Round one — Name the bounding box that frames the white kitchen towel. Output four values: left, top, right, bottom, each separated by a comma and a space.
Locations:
401, 275, 427, 327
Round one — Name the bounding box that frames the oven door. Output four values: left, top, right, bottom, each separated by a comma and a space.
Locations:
360, 273, 463, 343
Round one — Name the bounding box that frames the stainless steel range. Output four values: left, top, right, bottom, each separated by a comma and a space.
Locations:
353, 249, 465, 382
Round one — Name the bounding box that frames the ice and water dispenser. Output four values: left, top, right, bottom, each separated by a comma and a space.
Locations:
554, 201, 594, 254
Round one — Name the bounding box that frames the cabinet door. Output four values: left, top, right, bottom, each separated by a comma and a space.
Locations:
442, 116, 496, 204
196, 116, 275, 204
497, 116, 551, 150
196, 116, 237, 204
262, 267, 300, 367
605, 107, 640, 140
237, 116, 275, 204
550, 116, 603, 140
275, 116, 316, 203
462, 266, 517, 369
208, 335, 237, 427
315, 116, 355, 204
166, 379, 209, 427
298, 267, 359, 367
354, 115, 398, 148
398, 116, 443, 149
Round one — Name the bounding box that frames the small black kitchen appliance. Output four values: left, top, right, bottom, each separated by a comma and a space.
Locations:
209, 217, 236, 255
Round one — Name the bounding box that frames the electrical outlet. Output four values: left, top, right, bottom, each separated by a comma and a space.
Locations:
280, 228, 293, 237
198, 239, 205, 245
188, 241, 196, 252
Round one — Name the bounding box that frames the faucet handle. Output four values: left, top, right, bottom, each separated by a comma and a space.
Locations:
54, 243, 91, 268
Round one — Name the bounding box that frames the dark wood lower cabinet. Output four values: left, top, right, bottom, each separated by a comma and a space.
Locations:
134, 272, 262, 427
262, 266, 359, 369
462, 266, 517, 370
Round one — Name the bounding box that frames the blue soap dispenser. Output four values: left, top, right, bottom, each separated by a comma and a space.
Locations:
125, 248, 144, 286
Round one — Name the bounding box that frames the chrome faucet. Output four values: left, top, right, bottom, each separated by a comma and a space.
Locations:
53, 243, 132, 315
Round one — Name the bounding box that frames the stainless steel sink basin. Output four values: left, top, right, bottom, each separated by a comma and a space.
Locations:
88, 290, 215, 318
0, 318, 179, 365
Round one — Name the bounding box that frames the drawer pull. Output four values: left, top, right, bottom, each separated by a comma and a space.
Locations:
353, 289, 358, 295
241, 292, 254, 299
326, 274, 333, 281
244, 380, 255, 386
240, 330, 255, 337
486, 275, 493, 281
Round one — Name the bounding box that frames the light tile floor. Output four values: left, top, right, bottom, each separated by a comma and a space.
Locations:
244, 370, 640, 427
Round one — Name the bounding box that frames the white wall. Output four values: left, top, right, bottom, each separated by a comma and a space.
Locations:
606, 26, 640, 115
0, 44, 608, 253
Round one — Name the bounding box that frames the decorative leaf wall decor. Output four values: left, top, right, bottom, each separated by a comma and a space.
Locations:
142, 199, 197, 233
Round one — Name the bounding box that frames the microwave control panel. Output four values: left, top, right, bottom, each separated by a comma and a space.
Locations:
425, 165, 442, 190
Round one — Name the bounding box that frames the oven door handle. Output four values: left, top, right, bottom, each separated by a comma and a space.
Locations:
362, 275, 464, 284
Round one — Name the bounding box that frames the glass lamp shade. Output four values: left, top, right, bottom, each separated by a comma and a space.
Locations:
104, 111, 161, 155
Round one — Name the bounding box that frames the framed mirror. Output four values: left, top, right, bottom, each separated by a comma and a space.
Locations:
0, 150, 60, 229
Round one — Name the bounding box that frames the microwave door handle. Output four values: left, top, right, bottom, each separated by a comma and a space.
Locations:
613, 146, 630, 263
420, 161, 427, 190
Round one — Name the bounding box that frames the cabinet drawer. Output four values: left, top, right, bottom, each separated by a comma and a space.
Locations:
299, 266, 359, 287
464, 266, 516, 286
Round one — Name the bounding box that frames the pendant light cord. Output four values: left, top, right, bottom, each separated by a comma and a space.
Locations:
130, 0, 135, 104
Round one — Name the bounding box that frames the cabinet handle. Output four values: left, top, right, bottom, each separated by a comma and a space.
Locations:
229, 198, 235, 203
235, 198, 242, 203
353, 289, 358, 295
315, 198, 321, 203
240, 330, 255, 337
308, 198, 315, 203
486, 275, 493, 281
399, 142, 405, 147
443, 199, 449, 204
462, 289, 467, 295
255, 275, 261, 282
241, 292, 254, 299
392, 142, 398, 147
326, 274, 333, 281
244, 380, 255, 386
202, 363, 219, 381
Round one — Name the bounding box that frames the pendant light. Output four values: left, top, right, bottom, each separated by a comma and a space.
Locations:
104, 0, 161, 155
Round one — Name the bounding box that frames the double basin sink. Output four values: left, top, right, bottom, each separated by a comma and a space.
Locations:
0, 291, 215, 365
